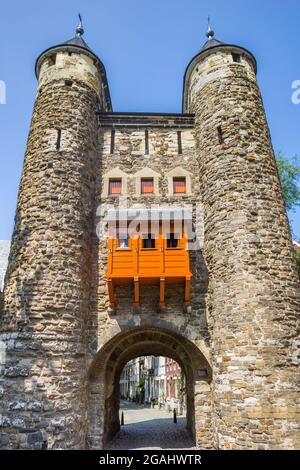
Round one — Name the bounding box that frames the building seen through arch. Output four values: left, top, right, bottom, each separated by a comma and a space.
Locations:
120, 356, 186, 414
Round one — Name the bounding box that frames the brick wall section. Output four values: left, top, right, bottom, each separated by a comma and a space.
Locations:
188, 49, 300, 449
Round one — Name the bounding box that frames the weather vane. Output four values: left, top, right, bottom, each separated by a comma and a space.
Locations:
76, 13, 84, 37
206, 15, 214, 39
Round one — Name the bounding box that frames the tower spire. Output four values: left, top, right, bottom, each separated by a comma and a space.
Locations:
76, 13, 84, 37
206, 16, 214, 39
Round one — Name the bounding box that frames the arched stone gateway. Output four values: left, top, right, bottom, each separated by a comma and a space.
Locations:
87, 327, 213, 449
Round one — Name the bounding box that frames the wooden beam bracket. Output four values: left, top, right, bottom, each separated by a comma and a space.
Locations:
106, 278, 116, 313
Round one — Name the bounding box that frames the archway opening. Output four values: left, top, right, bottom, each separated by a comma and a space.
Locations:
87, 327, 213, 450
111, 355, 190, 449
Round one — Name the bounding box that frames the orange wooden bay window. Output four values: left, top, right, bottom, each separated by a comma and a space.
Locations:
141, 178, 154, 194
173, 177, 186, 194
104, 210, 192, 312
109, 178, 122, 195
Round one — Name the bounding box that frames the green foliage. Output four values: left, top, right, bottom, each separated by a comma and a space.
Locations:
177, 372, 186, 404
137, 377, 145, 403
138, 377, 145, 390
276, 152, 300, 212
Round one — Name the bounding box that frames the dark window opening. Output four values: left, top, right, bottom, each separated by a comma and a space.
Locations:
141, 178, 154, 194
167, 233, 179, 248
232, 53, 241, 63
109, 178, 122, 195
177, 131, 182, 155
65, 80, 73, 87
217, 126, 224, 144
145, 130, 149, 155
56, 129, 61, 150
48, 54, 56, 66
142, 234, 155, 249
68, 52, 72, 56
110, 129, 115, 154
173, 177, 186, 194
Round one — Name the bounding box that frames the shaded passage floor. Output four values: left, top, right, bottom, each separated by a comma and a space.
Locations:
107, 400, 197, 450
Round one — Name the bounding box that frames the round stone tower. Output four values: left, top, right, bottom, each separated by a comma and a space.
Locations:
0, 18, 111, 449
183, 24, 300, 449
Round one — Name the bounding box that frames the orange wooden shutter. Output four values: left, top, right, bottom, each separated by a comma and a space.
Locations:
141, 178, 154, 194
173, 177, 186, 194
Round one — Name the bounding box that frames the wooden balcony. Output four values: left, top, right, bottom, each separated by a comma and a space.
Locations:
104, 233, 192, 312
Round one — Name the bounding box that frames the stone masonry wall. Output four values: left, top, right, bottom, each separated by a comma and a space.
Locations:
188, 49, 300, 449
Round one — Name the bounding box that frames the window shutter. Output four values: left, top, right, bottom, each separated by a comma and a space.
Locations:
141, 178, 154, 194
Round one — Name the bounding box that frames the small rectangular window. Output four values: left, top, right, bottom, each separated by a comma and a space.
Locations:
167, 233, 179, 248
109, 178, 122, 195
232, 53, 241, 63
173, 177, 186, 194
177, 131, 182, 155
141, 178, 154, 194
142, 234, 155, 249
145, 130, 149, 155
217, 126, 224, 144
56, 129, 61, 150
65, 80, 73, 87
110, 129, 115, 154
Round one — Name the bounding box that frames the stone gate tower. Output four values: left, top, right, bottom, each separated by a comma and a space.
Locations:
183, 24, 300, 448
0, 18, 299, 450
0, 19, 111, 449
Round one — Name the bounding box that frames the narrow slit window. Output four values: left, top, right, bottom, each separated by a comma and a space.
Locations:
217, 126, 224, 144
142, 234, 155, 249
232, 53, 241, 63
109, 178, 122, 195
56, 129, 61, 150
145, 130, 149, 155
141, 178, 154, 194
177, 131, 182, 155
167, 233, 179, 248
173, 177, 186, 194
110, 129, 115, 154
48, 54, 56, 66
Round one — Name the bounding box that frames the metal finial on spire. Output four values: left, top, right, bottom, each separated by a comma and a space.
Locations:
206, 16, 214, 39
76, 13, 84, 37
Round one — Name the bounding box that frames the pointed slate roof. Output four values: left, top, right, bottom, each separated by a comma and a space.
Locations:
200, 37, 224, 51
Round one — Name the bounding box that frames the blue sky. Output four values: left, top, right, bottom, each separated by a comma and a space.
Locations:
0, 0, 299, 240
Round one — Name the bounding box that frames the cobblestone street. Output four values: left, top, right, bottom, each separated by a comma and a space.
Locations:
107, 401, 196, 450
